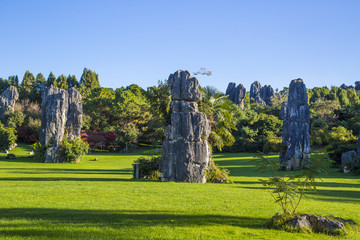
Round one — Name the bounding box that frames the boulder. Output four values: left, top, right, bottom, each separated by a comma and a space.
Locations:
341, 150, 357, 173
226, 82, 246, 108
279, 79, 311, 170
161, 70, 211, 183
287, 214, 346, 235
40, 86, 83, 163
260, 85, 274, 105
250, 81, 262, 102
0, 86, 19, 118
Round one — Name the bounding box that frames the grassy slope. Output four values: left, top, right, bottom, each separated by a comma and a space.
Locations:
0, 145, 359, 240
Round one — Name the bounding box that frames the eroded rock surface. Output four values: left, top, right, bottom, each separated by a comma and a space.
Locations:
67, 88, 83, 140
0, 86, 19, 118
260, 85, 274, 105
341, 150, 358, 173
287, 214, 346, 235
161, 70, 210, 183
340, 84, 354, 90
250, 81, 262, 102
279, 78, 311, 170
355, 81, 360, 91
225, 82, 246, 108
40, 86, 83, 163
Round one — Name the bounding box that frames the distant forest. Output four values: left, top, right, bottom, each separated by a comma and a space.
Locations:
1, 69, 359, 163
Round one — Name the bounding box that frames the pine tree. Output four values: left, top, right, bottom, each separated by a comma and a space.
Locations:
56, 74, 68, 90
79, 68, 100, 90
46, 72, 57, 87
67, 75, 79, 88
20, 71, 36, 100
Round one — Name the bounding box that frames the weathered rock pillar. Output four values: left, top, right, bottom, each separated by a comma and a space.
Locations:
260, 85, 274, 106
161, 70, 211, 183
250, 81, 262, 103
40, 86, 83, 163
279, 78, 311, 170
0, 86, 19, 118
225, 82, 246, 109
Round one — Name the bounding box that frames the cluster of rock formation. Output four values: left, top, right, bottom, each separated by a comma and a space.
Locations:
225, 81, 274, 107
0, 86, 19, 118
225, 83, 246, 108
340, 84, 354, 90
279, 78, 311, 170
40, 86, 83, 163
250, 81, 274, 106
161, 70, 211, 183
340, 81, 360, 92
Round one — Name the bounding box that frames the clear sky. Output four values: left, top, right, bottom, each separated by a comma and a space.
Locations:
1, 0, 359, 92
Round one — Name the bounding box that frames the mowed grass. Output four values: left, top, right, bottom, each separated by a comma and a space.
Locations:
0, 145, 359, 240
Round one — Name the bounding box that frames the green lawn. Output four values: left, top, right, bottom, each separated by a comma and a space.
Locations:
0, 145, 359, 240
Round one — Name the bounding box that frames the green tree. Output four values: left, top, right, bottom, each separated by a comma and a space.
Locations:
8, 75, 19, 87
0, 77, 10, 93
19, 71, 36, 101
56, 74, 69, 90
46, 72, 57, 87
67, 75, 79, 88
116, 122, 140, 151
79, 68, 100, 98
199, 86, 239, 151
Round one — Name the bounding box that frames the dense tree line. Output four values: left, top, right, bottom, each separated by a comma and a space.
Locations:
1, 69, 360, 163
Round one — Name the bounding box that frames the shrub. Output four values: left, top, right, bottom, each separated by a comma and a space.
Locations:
17, 125, 39, 144
0, 124, 17, 151
81, 130, 116, 150
60, 137, 89, 163
205, 161, 232, 183
133, 156, 161, 180
263, 137, 282, 154
32, 142, 46, 162
253, 150, 328, 215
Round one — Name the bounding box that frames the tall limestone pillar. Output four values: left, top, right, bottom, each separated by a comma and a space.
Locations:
161, 70, 211, 183
279, 78, 311, 170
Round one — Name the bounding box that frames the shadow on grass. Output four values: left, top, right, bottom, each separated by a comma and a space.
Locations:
0, 156, 39, 163
0, 208, 267, 238
0, 168, 132, 175
0, 177, 153, 182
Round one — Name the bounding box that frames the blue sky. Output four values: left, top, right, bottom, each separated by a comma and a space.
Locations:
1, 0, 359, 92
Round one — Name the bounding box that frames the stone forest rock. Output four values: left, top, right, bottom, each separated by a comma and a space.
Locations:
287, 214, 346, 235
66, 88, 83, 140
356, 81, 360, 92
225, 82, 246, 108
40, 86, 83, 163
279, 78, 311, 170
0, 86, 19, 118
260, 85, 274, 105
250, 81, 262, 102
254, 95, 266, 106
340, 84, 354, 90
161, 70, 211, 183
341, 150, 357, 173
